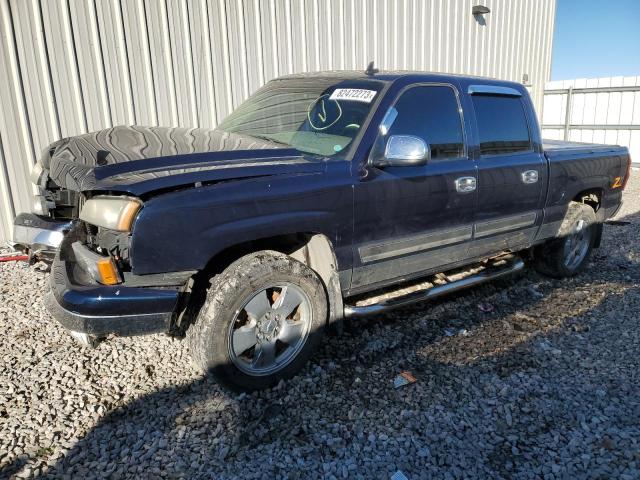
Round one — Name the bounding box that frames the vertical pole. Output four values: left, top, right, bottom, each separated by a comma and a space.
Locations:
563, 86, 573, 141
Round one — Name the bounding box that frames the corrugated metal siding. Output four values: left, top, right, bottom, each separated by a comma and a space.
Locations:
542, 76, 640, 163
0, 0, 555, 242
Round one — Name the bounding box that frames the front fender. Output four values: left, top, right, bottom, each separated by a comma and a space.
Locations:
128, 167, 353, 275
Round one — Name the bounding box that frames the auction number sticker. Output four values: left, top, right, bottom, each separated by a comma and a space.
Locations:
329, 88, 377, 103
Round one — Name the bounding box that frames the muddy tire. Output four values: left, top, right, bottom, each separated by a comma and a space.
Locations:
186, 250, 327, 391
534, 201, 597, 278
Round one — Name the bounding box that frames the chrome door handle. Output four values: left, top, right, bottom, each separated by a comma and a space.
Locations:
455, 176, 477, 193
521, 170, 539, 184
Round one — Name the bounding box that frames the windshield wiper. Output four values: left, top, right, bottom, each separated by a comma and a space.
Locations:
249, 134, 289, 147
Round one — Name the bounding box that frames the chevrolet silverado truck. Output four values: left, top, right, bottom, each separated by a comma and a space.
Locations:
13, 71, 631, 390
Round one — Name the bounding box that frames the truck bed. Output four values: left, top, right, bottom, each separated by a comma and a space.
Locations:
543, 139, 627, 157
542, 139, 630, 225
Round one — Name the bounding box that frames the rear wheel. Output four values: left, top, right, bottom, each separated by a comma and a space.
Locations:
186, 250, 327, 391
534, 201, 597, 278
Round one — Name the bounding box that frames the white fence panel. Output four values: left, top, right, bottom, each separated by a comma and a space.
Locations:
542, 76, 640, 165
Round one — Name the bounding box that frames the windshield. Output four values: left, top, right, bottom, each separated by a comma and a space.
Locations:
218, 77, 384, 157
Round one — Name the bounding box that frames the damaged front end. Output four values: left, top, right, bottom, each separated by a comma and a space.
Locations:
10, 150, 81, 262
45, 198, 194, 343
11, 213, 72, 262
10, 125, 283, 261
45, 222, 183, 341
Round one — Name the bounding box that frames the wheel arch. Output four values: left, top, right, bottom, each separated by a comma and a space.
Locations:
572, 188, 604, 247
180, 232, 344, 333
572, 187, 603, 212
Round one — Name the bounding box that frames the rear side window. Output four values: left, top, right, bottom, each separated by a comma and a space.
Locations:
386, 86, 465, 160
471, 95, 531, 155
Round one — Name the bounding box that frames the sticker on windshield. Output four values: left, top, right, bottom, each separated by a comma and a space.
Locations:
329, 88, 377, 103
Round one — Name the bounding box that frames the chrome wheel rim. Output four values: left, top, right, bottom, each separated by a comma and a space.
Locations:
563, 219, 591, 270
228, 283, 312, 376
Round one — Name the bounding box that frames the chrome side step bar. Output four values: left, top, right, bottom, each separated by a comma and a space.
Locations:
343, 258, 525, 318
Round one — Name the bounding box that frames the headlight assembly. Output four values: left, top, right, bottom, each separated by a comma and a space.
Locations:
79, 196, 142, 232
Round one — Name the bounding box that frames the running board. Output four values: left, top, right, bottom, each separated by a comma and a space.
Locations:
343, 258, 525, 318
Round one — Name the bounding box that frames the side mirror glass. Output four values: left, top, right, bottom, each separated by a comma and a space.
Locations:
375, 135, 430, 167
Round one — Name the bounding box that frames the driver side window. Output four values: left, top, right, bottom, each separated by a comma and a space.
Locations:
384, 85, 465, 160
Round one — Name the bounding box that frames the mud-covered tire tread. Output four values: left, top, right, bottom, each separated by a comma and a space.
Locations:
186, 250, 327, 391
534, 201, 597, 279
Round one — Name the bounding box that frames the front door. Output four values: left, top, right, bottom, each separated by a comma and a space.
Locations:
351, 83, 477, 293
465, 86, 547, 258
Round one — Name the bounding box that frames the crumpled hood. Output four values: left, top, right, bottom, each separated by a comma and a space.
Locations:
44, 125, 322, 196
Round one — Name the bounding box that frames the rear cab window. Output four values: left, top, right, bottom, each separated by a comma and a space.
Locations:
471, 93, 532, 156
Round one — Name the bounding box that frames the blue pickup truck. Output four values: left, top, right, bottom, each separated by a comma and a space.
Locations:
13, 70, 631, 390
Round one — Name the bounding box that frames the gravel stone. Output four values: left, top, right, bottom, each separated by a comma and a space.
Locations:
1, 171, 640, 479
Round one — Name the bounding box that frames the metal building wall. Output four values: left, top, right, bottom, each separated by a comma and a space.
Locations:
0, 0, 556, 243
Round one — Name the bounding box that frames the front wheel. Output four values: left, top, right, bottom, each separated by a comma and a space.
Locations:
186, 250, 327, 391
533, 201, 597, 278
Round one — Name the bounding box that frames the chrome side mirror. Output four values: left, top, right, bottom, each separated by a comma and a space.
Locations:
374, 135, 430, 167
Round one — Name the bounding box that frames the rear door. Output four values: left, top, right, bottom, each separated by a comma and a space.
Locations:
351, 83, 477, 293
466, 85, 547, 258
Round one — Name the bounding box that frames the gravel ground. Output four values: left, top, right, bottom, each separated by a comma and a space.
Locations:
1, 172, 639, 479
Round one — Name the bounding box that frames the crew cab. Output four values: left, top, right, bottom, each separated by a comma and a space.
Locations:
14, 71, 631, 390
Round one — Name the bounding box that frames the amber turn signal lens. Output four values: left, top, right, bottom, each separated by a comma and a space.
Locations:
96, 258, 121, 285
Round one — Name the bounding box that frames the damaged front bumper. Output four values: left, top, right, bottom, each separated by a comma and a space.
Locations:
45, 227, 189, 338
11, 213, 72, 261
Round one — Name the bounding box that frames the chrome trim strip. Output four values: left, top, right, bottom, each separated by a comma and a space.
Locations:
352, 242, 470, 291
359, 225, 473, 263
467, 227, 538, 259
474, 212, 537, 238
468, 84, 522, 97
